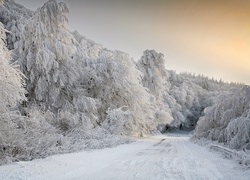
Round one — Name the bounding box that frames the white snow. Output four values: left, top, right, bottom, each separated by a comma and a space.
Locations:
0, 132, 249, 180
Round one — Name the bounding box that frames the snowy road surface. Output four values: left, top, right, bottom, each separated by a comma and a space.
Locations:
0, 132, 249, 180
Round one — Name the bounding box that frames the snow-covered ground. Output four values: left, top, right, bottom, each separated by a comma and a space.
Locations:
0, 132, 249, 180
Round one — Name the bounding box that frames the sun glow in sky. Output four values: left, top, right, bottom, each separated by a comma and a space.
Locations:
15, 0, 250, 84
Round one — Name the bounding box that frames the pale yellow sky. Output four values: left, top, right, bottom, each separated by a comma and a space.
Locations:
153, 0, 250, 84
15, 0, 250, 84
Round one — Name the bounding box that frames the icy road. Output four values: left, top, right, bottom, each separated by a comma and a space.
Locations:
0, 132, 249, 180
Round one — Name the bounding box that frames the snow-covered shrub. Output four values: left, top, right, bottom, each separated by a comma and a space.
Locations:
0, 114, 27, 165
102, 107, 134, 135
194, 86, 250, 150
226, 117, 250, 150
15, 110, 62, 158
0, 108, 132, 165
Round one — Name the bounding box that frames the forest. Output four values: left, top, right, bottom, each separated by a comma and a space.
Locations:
0, 0, 249, 165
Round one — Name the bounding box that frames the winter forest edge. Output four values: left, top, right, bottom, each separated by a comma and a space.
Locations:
0, 0, 249, 165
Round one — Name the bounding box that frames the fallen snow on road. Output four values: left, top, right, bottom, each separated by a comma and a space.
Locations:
0, 132, 249, 180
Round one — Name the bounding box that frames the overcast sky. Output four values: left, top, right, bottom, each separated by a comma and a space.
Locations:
15, 0, 250, 84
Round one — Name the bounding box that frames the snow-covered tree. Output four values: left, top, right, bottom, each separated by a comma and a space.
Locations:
0, 0, 32, 50
167, 71, 211, 128
0, 21, 28, 165
137, 50, 173, 130
77, 48, 166, 135
138, 49, 168, 99
15, 0, 99, 130
0, 22, 26, 112
194, 85, 250, 150
180, 72, 243, 92
137, 50, 207, 129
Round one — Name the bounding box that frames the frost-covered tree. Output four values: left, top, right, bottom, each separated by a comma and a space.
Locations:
0, 22, 26, 112
167, 71, 211, 128
69, 31, 174, 135
0, 21, 28, 165
15, 0, 99, 130
75, 47, 167, 136
138, 50, 168, 99
12, 0, 163, 137
0, 0, 32, 50
180, 72, 243, 92
194, 85, 250, 150
137, 50, 207, 129
137, 50, 173, 130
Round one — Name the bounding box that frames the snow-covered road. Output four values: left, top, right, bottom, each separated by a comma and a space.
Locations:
0, 132, 249, 180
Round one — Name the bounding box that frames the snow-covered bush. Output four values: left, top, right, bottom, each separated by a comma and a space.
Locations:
0, 108, 133, 165
226, 116, 250, 150
194, 86, 250, 150
102, 107, 134, 135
